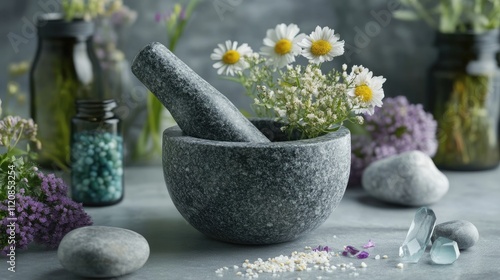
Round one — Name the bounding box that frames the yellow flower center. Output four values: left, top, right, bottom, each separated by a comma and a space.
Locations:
274, 39, 293, 55
310, 40, 332, 56
222, 50, 240, 64
355, 84, 373, 102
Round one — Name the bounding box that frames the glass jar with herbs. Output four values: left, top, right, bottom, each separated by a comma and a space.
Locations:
30, 13, 104, 168
428, 30, 500, 170
395, 0, 500, 170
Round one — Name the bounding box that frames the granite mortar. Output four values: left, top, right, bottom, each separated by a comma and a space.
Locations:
162, 119, 351, 244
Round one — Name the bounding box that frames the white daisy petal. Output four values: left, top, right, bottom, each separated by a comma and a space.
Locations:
225, 40, 232, 51
263, 38, 276, 47
217, 65, 226, 75
217, 43, 226, 52
210, 53, 222, 60
212, 61, 224, 68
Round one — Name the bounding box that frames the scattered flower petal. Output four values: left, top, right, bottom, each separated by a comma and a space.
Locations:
313, 245, 330, 252
357, 251, 370, 259
363, 239, 375, 249
342, 246, 358, 257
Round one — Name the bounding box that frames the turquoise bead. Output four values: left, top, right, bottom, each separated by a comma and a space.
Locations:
71, 131, 123, 204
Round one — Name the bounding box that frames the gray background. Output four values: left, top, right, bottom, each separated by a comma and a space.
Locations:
0, 0, 435, 118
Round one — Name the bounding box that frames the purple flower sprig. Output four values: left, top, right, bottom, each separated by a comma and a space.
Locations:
154, 0, 199, 53
1, 169, 92, 255
350, 96, 437, 185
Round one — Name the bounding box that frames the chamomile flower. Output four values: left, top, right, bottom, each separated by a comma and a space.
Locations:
260, 23, 304, 68
299, 26, 344, 64
347, 67, 386, 115
211, 40, 253, 76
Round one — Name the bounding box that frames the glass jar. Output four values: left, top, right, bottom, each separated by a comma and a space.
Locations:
428, 30, 500, 170
30, 13, 104, 168
71, 99, 123, 206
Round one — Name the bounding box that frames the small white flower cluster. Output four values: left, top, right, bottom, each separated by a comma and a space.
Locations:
256, 63, 383, 138
211, 23, 386, 139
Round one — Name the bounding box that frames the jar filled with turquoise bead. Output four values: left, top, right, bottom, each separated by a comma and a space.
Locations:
71, 99, 123, 206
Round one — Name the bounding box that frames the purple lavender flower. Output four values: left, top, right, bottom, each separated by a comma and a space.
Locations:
155, 12, 164, 22
111, 5, 137, 28
35, 193, 92, 248
1, 172, 92, 254
1, 195, 49, 254
350, 96, 437, 185
0, 116, 41, 150
35, 173, 92, 247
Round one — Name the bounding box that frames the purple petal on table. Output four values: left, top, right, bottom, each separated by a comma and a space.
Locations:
344, 245, 360, 255
363, 239, 375, 249
357, 251, 370, 259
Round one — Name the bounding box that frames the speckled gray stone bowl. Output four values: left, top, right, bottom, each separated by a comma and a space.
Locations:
163, 119, 350, 244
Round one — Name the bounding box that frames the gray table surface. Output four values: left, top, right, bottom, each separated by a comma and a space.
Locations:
2, 166, 500, 280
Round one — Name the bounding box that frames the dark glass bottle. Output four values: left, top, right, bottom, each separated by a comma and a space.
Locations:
71, 99, 123, 206
30, 13, 104, 168
428, 30, 500, 170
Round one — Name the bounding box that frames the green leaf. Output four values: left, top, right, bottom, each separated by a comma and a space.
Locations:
393, 10, 422, 21
239, 109, 253, 118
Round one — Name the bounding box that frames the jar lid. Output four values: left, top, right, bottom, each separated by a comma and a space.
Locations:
75, 99, 118, 119
36, 13, 95, 39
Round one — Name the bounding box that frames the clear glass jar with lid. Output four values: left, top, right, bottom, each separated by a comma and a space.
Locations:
428, 30, 500, 170
30, 13, 104, 168
71, 99, 123, 206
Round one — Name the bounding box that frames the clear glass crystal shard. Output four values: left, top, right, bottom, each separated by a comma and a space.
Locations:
430, 237, 460, 264
399, 207, 437, 263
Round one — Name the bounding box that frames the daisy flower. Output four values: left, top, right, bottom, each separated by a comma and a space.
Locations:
260, 23, 304, 68
299, 26, 345, 64
347, 67, 386, 115
211, 40, 253, 76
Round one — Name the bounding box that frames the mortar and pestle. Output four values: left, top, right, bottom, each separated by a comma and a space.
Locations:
131, 42, 350, 244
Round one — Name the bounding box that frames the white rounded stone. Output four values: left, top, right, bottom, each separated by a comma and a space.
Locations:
362, 151, 449, 206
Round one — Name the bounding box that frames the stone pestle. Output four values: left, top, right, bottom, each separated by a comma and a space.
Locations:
131, 42, 270, 143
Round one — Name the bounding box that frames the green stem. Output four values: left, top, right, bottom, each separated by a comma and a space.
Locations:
409, 0, 437, 29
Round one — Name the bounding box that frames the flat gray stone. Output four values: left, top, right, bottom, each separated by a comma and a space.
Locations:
58, 226, 150, 278
432, 220, 479, 250
162, 119, 351, 244
362, 151, 449, 206
131, 42, 269, 143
